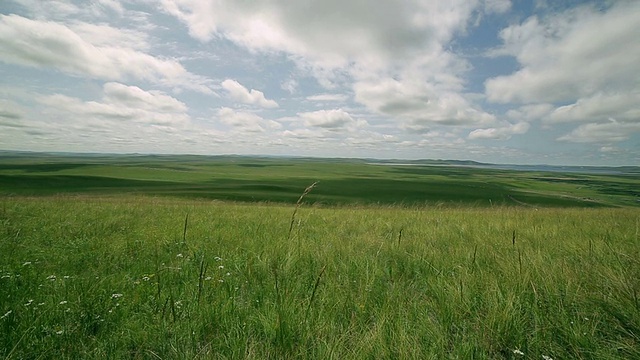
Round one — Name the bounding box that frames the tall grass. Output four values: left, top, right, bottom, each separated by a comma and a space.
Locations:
1, 195, 639, 359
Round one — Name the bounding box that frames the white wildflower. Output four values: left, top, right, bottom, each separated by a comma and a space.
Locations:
63, 276, 70, 279
56, 330, 63, 335
47, 275, 56, 281
59, 301, 67, 305
513, 349, 524, 356
226, 272, 231, 276
176, 253, 183, 258
218, 265, 224, 269
205, 276, 212, 281
142, 276, 150, 281
542, 355, 554, 360
111, 293, 123, 299
214, 256, 222, 261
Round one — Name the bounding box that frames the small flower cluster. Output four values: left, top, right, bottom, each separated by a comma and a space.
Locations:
513, 350, 553, 360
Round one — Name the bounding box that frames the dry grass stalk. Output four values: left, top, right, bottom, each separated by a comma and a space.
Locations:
287, 182, 318, 241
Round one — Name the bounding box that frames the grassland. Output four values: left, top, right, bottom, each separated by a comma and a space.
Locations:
1, 154, 639, 358
0, 153, 638, 207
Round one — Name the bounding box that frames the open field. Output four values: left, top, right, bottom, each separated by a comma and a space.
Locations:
0, 153, 639, 207
1, 196, 639, 359
1, 154, 639, 358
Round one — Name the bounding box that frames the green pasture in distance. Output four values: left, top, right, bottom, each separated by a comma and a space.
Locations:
0, 153, 638, 207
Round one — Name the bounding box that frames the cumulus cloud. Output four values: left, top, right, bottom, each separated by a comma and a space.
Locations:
506, 104, 553, 122
546, 92, 640, 124
299, 109, 355, 129
306, 94, 349, 102
355, 77, 495, 129
468, 122, 530, 140
103, 82, 188, 113
217, 107, 281, 132
38, 83, 190, 126
484, 0, 511, 14
0, 14, 212, 93
558, 121, 640, 144
160, 0, 493, 124
221, 79, 278, 108
483, 2, 640, 152
159, 0, 474, 66
485, 2, 640, 104
156, 0, 525, 153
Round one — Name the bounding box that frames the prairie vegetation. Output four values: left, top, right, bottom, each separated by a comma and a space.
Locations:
1, 154, 639, 358
1, 154, 638, 207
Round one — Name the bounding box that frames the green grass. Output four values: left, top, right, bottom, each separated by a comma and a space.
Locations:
1, 154, 638, 207
1, 195, 639, 359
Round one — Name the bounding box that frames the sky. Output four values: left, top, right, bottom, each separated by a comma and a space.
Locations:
0, 0, 639, 166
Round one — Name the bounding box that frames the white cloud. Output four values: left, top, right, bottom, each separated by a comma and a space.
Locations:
306, 94, 349, 102
486, 2, 640, 104
506, 103, 553, 122
94, 0, 125, 15
103, 82, 188, 113
484, 0, 511, 14
280, 78, 298, 94
468, 122, 530, 140
4, 0, 637, 164
69, 22, 149, 50
355, 77, 496, 129
546, 92, 640, 124
0, 14, 212, 93
558, 121, 640, 144
156, 0, 508, 152
217, 107, 281, 132
221, 79, 278, 108
159, 0, 467, 66
299, 109, 355, 129
159, 0, 490, 120
282, 128, 323, 140
483, 1, 640, 157
38, 83, 190, 126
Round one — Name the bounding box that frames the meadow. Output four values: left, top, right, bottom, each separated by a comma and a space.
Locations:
0, 153, 638, 207
1, 154, 639, 358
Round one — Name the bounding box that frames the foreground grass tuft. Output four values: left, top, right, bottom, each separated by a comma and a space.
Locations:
1, 196, 639, 359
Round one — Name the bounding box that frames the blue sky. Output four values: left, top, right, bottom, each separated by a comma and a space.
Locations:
0, 0, 638, 165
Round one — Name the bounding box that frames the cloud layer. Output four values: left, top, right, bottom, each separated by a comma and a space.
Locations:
0, 0, 638, 165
